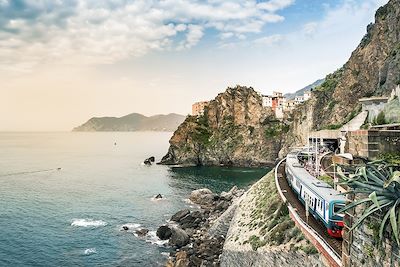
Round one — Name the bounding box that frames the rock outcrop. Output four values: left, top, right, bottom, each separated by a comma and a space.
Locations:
162, 186, 244, 267
160, 86, 288, 167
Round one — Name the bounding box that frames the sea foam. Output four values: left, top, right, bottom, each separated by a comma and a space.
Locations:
84, 248, 97, 255
71, 219, 107, 228
145, 231, 169, 246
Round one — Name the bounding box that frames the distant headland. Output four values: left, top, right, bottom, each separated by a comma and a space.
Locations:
73, 113, 185, 132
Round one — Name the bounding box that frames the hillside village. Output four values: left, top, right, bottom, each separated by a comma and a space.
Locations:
192, 89, 312, 119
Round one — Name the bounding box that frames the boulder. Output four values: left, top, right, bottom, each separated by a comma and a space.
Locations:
175, 251, 189, 267
169, 226, 190, 248
220, 186, 244, 201
135, 228, 149, 237
156, 225, 172, 240
144, 156, 155, 165
179, 211, 204, 229
215, 200, 230, 211
189, 188, 215, 206
171, 209, 190, 222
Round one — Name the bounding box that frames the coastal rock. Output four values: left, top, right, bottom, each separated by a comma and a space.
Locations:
159, 86, 285, 167
135, 228, 149, 237
169, 226, 190, 248
171, 209, 191, 222
189, 188, 214, 206
179, 211, 204, 229
175, 251, 190, 267
220, 186, 245, 201
156, 225, 172, 240
144, 156, 156, 165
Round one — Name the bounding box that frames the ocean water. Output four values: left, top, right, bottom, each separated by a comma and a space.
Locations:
0, 132, 269, 267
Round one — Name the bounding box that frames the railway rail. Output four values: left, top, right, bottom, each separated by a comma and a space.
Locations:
275, 159, 343, 267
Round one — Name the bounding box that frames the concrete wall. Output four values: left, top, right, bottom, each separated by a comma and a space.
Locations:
363, 102, 387, 123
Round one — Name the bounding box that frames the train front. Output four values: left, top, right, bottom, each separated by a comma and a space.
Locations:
328, 201, 345, 238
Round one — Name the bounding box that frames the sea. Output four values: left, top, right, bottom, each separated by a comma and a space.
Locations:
0, 132, 269, 267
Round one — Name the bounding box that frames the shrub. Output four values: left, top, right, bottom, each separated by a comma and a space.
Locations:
373, 111, 387, 125
338, 161, 400, 246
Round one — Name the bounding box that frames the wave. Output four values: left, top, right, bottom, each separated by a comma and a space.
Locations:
145, 231, 169, 247
71, 219, 107, 228
84, 248, 97, 255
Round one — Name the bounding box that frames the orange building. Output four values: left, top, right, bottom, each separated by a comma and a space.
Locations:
192, 101, 209, 116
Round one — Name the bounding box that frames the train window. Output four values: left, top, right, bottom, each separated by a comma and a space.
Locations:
333, 203, 345, 217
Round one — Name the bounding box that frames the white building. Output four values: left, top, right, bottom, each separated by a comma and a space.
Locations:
303, 91, 311, 101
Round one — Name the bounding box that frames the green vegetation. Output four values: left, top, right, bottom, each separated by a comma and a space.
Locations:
191, 113, 212, 146
327, 100, 337, 110
318, 175, 334, 187
246, 171, 304, 250
338, 161, 400, 246
323, 124, 343, 130
248, 235, 267, 251
300, 241, 319, 255
376, 4, 390, 20
264, 122, 289, 138
378, 153, 400, 165
314, 68, 344, 93
372, 111, 387, 125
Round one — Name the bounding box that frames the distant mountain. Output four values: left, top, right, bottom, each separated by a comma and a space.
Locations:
284, 79, 324, 100
73, 113, 186, 132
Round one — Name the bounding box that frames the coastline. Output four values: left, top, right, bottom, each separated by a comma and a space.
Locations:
161, 169, 324, 267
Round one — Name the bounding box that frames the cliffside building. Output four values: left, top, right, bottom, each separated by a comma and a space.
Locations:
262, 91, 286, 119
192, 101, 209, 116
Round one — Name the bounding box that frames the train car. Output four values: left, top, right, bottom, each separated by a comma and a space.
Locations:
285, 150, 346, 238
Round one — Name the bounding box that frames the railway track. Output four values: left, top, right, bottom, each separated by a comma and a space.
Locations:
277, 162, 343, 256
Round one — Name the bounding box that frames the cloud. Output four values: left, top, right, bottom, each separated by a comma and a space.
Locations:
253, 34, 283, 46
257, 0, 295, 12
302, 22, 318, 36
0, 0, 294, 72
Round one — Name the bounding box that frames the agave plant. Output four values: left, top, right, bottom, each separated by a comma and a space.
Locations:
337, 160, 400, 246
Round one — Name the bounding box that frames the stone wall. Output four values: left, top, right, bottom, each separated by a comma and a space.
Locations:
347, 130, 400, 160
342, 195, 400, 267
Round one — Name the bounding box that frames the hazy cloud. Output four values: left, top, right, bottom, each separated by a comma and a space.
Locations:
0, 0, 294, 72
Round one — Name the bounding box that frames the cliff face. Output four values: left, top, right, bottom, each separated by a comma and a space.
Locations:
160, 86, 287, 167
282, 0, 400, 153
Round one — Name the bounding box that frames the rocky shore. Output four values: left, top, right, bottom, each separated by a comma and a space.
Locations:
156, 186, 245, 267
155, 170, 325, 267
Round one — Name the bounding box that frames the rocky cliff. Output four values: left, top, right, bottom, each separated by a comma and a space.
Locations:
160, 86, 288, 167
282, 0, 400, 154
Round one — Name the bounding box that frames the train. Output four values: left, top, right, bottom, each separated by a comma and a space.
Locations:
285, 150, 346, 238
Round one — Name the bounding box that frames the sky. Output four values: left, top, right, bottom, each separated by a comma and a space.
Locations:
0, 0, 389, 131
